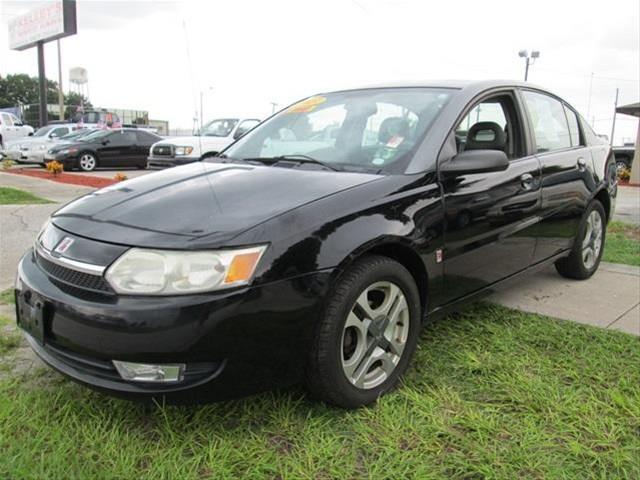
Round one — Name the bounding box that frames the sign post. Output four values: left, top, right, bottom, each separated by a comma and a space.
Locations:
8, 0, 77, 127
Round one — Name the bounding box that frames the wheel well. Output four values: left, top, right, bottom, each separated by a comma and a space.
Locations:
345, 243, 429, 315
594, 189, 611, 222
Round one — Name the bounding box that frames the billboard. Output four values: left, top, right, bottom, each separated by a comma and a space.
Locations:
8, 0, 77, 51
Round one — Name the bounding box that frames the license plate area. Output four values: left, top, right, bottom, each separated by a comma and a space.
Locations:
16, 290, 49, 345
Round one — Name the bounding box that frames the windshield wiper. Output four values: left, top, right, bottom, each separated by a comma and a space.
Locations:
240, 155, 341, 171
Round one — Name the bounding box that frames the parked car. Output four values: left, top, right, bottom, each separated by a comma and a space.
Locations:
2, 124, 82, 164
44, 128, 162, 171
0, 111, 34, 147
147, 117, 260, 167
613, 143, 635, 173
15, 81, 616, 408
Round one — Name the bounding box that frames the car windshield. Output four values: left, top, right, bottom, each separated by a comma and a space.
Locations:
199, 119, 238, 137
223, 88, 454, 174
32, 126, 54, 137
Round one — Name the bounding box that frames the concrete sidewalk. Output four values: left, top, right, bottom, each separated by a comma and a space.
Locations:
489, 262, 640, 336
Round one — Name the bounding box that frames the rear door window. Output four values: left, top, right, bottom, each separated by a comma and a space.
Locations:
522, 90, 572, 153
563, 105, 582, 147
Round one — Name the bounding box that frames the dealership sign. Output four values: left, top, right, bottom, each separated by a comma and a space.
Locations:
8, 0, 77, 51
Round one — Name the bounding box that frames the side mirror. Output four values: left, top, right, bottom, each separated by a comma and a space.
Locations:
101, 139, 110, 145
440, 149, 509, 177
28, 132, 34, 136
50, 133, 58, 139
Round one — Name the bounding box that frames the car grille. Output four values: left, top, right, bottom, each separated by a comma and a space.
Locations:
35, 250, 113, 294
153, 144, 174, 156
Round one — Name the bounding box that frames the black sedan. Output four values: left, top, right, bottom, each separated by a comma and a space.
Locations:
44, 128, 162, 171
15, 81, 616, 408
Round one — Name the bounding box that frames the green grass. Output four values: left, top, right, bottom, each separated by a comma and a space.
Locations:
0, 187, 51, 205
604, 221, 640, 266
0, 304, 638, 479
0, 315, 20, 355
0, 288, 15, 306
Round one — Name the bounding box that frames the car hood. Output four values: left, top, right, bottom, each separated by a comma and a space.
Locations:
52, 161, 381, 248
5, 137, 43, 148
155, 136, 229, 147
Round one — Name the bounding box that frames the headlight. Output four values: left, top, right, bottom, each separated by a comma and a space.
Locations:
20, 144, 29, 150
174, 146, 194, 156
105, 246, 267, 295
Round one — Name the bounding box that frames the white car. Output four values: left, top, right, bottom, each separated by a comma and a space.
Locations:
0, 112, 34, 148
2, 124, 81, 164
147, 117, 260, 168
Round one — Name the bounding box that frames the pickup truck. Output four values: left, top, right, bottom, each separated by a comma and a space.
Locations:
0, 111, 34, 148
147, 117, 260, 168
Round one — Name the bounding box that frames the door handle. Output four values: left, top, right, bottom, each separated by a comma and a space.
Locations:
577, 157, 587, 170
520, 173, 534, 189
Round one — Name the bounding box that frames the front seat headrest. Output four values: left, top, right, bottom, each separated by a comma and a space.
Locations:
378, 117, 410, 144
465, 121, 506, 151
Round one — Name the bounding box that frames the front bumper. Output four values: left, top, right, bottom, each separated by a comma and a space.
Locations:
147, 155, 199, 168
16, 249, 332, 402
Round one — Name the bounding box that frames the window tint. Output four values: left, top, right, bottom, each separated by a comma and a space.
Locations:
50, 127, 69, 137
136, 131, 160, 144
522, 91, 572, 152
109, 131, 137, 144
563, 105, 582, 147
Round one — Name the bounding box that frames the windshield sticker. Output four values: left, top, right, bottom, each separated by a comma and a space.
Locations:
386, 135, 404, 148
286, 96, 327, 114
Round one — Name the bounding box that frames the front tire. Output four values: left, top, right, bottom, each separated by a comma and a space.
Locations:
555, 200, 606, 280
306, 255, 421, 408
78, 152, 97, 172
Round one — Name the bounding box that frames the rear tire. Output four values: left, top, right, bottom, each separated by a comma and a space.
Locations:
306, 255, 421, 408
555, 200, 606, 280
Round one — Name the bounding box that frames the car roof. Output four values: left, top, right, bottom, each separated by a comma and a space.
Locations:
329, 79, 552, 96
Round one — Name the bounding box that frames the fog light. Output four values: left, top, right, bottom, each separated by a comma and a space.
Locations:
113, 361, 185, 383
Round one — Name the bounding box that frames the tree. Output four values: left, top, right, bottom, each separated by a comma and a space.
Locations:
64, 91, 93, 120
0, 74, 58, 108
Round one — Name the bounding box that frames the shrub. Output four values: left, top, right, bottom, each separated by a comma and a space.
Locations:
114, 172, 128, 182
2, 159, 15, 170
45, 160, 64, 176
618, 167, 631, 182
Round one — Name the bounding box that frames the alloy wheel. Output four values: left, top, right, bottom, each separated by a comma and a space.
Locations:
80, 154, 96, 171
341, 281, 409, 390
582, 209, 603, 270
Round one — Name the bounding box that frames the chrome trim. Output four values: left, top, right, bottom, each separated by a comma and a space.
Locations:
35, 242, 106, 276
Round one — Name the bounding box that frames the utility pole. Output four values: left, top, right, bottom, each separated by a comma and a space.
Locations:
37, 41, 47, 127
610, 88, 619, 146
199, 91, 203, 130
57, 40, 64, 121
586, 72, 594, 120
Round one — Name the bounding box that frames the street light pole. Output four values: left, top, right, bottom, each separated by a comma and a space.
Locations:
518, 50, 540, 82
